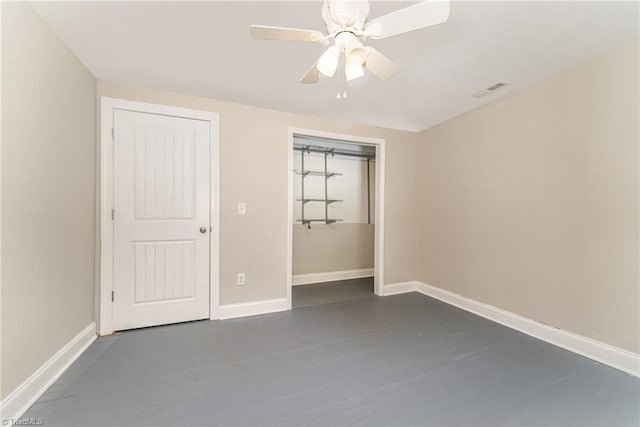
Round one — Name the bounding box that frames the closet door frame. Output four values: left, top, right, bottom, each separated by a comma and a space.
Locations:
287, 127, 385, 308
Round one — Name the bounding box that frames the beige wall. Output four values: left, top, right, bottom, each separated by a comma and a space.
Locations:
1, 2, 97, 398
97, 81, 418, 306
293, 224, 374, 275
417, 43, 639, 353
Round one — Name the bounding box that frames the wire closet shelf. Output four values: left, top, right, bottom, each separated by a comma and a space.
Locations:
293, 142, 374, 228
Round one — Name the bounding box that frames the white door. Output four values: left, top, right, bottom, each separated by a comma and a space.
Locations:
113, 109, 211, 331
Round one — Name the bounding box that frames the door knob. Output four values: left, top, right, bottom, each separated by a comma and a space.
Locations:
199, 227, 207, 234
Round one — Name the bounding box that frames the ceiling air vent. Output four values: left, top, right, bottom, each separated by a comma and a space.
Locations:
473, 82, 508, 98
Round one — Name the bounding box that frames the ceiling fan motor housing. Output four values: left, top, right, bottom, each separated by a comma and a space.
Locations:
324, 0, 370, 31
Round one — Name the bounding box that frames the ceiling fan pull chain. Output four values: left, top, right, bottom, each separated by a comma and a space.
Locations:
335, 54, 342, 99
342, 55, 349, 98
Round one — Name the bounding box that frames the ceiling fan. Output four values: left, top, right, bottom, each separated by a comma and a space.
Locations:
249, 0, 450, 91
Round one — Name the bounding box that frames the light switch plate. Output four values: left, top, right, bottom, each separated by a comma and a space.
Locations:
238, 202, 246, 215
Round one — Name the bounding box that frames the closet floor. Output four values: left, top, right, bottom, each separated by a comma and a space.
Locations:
292, 277, 374, 308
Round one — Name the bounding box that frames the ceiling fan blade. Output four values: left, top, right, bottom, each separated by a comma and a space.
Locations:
364, 47, 399, 80
249, 25, 324, 43
300, 60, 320, 84
365, 0, 450, 40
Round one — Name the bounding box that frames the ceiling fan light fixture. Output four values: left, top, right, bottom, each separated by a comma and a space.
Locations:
334, 31, 356, 50
346, 39, 367, 66
250, 0, 453, 91
317, 45, 340, 77
345, 62, 365, 81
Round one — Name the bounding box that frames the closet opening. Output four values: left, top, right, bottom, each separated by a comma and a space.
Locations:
287, 129, 385, 309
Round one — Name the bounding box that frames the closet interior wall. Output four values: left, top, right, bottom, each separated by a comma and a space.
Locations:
292, 136, 376, 280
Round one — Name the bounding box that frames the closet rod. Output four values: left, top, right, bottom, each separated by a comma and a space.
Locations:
293, 144, 375, 159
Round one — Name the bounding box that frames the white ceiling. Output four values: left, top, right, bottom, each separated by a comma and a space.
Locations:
32, 1, 638, 132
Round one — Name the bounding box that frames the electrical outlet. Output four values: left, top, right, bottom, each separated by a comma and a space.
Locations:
236, 273, 246, 286
238, 202, 246, 215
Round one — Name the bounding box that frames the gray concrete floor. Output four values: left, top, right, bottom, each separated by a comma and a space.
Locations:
24, 292, 640, 426
292, 277, 374, 308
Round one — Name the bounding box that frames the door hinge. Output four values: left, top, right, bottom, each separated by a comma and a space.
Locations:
111, 209, 115, 220
111, 128, 114, 140
111, 291, 115, 302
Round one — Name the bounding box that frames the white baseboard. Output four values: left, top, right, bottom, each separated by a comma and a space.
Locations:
292, 268, 374, 286
383, 282, 640, 377
382, 281, 420, 296
219, 298, 289, 320
0, 322, 97, 421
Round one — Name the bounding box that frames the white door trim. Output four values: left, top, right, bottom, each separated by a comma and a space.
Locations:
99, 97, 220, 335
287, 127, 385, 307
